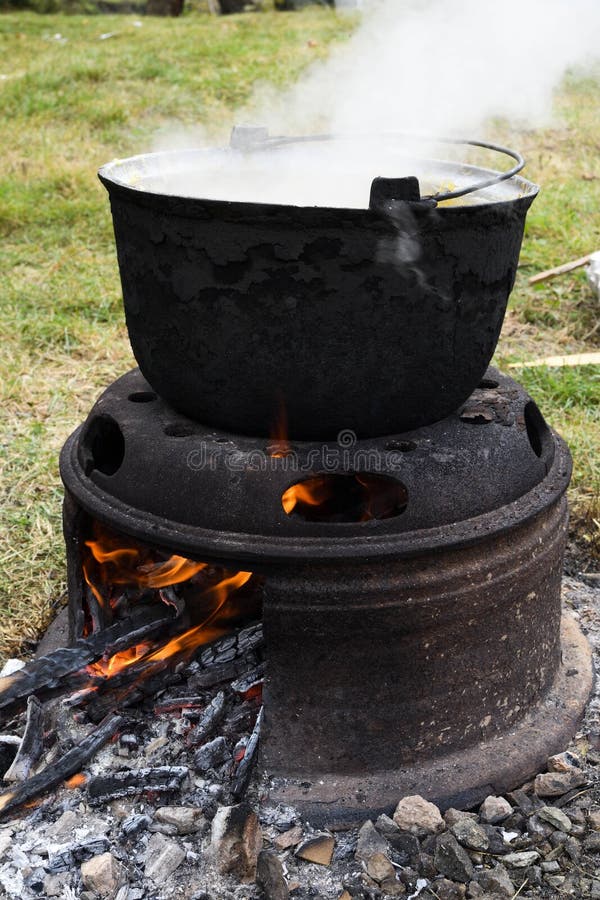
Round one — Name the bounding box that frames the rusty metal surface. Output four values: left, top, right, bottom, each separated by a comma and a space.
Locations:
59, 368, 570, 565
263, 613, 593, 827
261, 495, 568, 778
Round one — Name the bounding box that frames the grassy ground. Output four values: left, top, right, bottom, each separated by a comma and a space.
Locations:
0, 9, 598, 661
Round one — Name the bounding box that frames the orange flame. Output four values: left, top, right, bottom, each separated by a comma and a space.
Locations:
77, 521, 257, 703
84, 534, 207, 589
269, 395, 291, 458
281, 476, 333, 515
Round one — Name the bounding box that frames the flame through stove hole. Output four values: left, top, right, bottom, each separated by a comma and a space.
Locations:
80, 522, 258, 685
282, 473, 408, 523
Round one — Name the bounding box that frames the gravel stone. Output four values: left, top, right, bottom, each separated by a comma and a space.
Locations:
433, 832, 474, 883
80, 852, 125, 898
355, 820, 389, 862
534, 771, 587, 797
144, 833, 186, 885
584, 832, 600, 853
450, 819, 489, 851
211, 803, 262, 881
478, 863, 515, 898
502, 850, 540, 868
538, 805, 573, 832
155, 806, 203, 835
479, 796, 512, 824
393, 795, 444, 836
365, 851, 395, 884
256, 850, 289, 900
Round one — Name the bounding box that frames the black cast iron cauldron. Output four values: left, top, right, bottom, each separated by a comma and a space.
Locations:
99, 134, 538, 440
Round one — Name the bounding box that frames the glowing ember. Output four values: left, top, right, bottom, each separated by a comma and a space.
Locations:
65, 773, 87, 789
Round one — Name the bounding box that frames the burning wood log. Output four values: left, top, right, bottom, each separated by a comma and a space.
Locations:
232, 706, 263, 800
3, 696, 44, 782
82, 622, 262, 724
0, 605, 181, 722
0, 713, 123, 820
87, 765, 189, 803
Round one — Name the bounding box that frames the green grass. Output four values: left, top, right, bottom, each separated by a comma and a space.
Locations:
0, 9, 598, 660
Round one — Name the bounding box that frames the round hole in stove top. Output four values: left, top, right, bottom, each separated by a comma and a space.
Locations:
282, 473, 408, 524
128, 391, 157, 403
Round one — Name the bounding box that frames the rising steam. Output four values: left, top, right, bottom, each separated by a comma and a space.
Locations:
147, 0, 600, 207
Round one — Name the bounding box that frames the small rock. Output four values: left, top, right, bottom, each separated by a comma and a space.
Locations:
564, 835, 581, 862
80, 852, 125, 898
450, 819, 489, 851
526, 814, 553, 842
432, 878, 466, 900
393, 795, 444, 836
537, 805, 572, 833
444, 808, 478, 827
375, 813, 401, 840
43, 874, 69, 898
480, 825, 509, 855
155, 806, 203, 835
256, 850, 289, 900
502, 850, 540, 868
506, 790, 538, 817
211, 803, 262, 881
545, 875, 566, 889
144, 833, 186, 885
534, 771, 587, 797
591, 880, 600, 899
478, 863, 514, 898
588, 808, 600, 831
355, 820, 389, 862
366, 851, 395, 884
379, 875, 406, 895
547, 751, 582, 773
584, 832, 600, 852
434, 832, 474, 883
541, 860, 561, 873
272, 825, 303, 851
295, 833, 335, 867
194, 736, 229, 773
479, 796, 512, 824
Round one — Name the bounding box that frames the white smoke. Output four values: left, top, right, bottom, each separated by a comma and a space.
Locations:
254, 0, 600, 136
146, 0, 600, 207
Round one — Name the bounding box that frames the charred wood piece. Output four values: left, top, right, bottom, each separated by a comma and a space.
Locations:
232, 706, 263, 800
87, 765, 189, 803
84, 580, 113, 634
48, 837, 111, 873
4, 696, 44, 783
0, 606, 179, 721
188, 691, 226, 746
196, 623, 263, 670
231, 663, 265, 698
0, 713, 123, 820
188, 654, 261, 690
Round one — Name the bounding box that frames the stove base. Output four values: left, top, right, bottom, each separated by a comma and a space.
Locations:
260, 612, 593, 827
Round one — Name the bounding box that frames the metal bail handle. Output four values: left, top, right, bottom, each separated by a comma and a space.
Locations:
231, 128, 527, 206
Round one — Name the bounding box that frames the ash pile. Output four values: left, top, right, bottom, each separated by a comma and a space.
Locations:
0, 576, 596, 899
